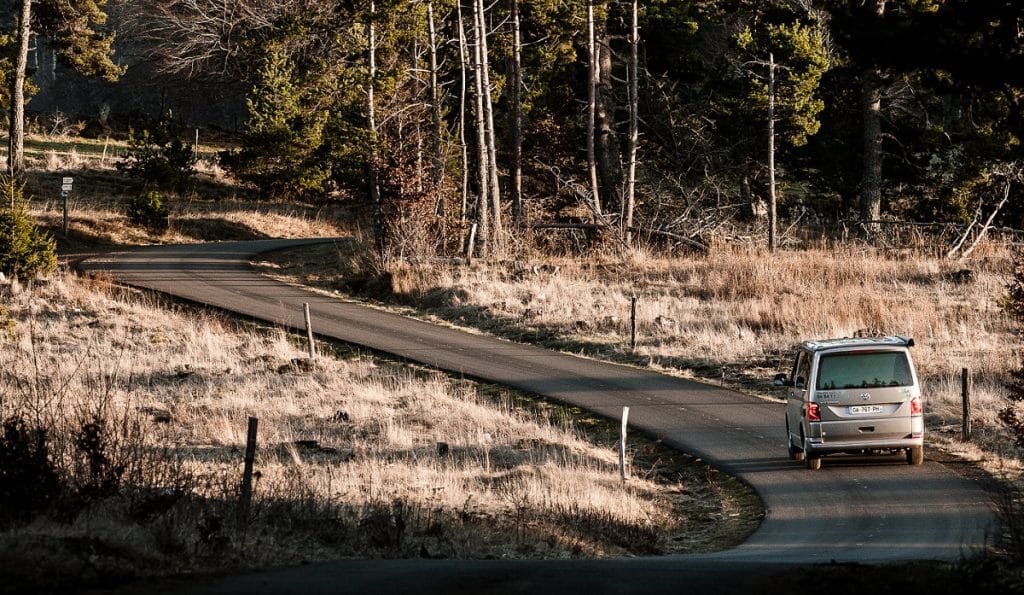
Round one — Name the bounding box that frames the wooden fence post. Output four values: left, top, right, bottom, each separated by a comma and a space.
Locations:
630, 295, 637, 351
961, 368, 971, 442
239, 416, 259, 522
303, 303, 316, 359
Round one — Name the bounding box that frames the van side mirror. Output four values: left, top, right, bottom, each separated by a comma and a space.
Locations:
773, 373, 792, 387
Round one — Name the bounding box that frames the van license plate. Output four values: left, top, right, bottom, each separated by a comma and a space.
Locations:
849, 405, 883, 415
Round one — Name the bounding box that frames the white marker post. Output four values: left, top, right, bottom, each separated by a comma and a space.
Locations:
620, 406, 630, 483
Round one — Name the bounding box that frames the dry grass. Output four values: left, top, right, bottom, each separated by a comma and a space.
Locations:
0, 270, 757, 591
263, 242, 1024, 476
19, 164, 348, 249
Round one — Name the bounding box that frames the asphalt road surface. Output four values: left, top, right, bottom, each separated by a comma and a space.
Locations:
80, 239, 997, 595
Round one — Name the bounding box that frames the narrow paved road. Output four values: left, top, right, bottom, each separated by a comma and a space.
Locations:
80, 239, 997, 594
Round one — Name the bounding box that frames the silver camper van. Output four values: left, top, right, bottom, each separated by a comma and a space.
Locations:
776, 336, 924, 470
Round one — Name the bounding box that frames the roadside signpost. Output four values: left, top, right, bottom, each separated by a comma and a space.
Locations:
60, 176, 73, 237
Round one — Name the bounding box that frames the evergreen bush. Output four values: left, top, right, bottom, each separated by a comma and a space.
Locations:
0, 178, 57, 279
117, 114, 196, 195
126, 188, 170, 232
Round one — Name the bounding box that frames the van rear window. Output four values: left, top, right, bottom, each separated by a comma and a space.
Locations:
816, 352, 913, 390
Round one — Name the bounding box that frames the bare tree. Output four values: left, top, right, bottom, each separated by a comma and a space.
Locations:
509, 0, 523, 229
594, 3, 621, 216
586, 1, 602, 217
476, 0, 502, 250
622, 0, 639, 245
767, 52, 777, 252
8, 0, 33, 177
457, 1, 470, 224
427, 1, 444, 196
470, 0, 491, 256
947, 162, 1023, 259
122, 0, 290, 79
368, 0, 383, 258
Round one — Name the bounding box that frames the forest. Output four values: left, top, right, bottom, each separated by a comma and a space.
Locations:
4, 0, 1024, 257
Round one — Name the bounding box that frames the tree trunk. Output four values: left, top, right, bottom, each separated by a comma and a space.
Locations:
768, 52, 777, 253
427, 2, 444, 214
594, 5, 621, 217
859, 0, 886, 232
510, 0, 523, 229
476, 0, 502, 250
413, 35, 424, 193
623, 0, 639, 245
8, 0, 33, 178
368, 1, 383, 258
457, 1, 470, 224
586, 1, 602, 216
470, 0, 490, 257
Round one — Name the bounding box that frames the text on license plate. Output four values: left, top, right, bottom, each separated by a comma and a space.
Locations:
849, 405, 883, 415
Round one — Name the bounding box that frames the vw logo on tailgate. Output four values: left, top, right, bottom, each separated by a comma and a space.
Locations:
860, 393, 871, 401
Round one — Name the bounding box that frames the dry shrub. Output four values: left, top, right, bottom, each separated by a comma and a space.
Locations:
43, 148, 85, 171
378, 149, 460, 261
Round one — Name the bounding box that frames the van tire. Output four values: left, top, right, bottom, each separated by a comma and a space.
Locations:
787, 420, 805, 461
907, 446, 924, 465
803, 434, 821, 469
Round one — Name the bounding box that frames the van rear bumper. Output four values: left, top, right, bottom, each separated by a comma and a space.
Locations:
805, 436, 923, 454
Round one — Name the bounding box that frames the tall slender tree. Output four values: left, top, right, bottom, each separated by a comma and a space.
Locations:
509, 0, 523, 228
368, 0, 384, 257
470, 0, 490, 256
623, 0, 639, 244
586, 0, 602, 216
7, 0, 122, 177
7, 0, 32, 177
476, 0, 502, 249
859, 0, 886, 230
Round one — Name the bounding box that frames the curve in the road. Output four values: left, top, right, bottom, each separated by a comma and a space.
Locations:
79, 239, 997, 594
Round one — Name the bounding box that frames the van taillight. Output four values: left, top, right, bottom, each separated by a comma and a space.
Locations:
807, 403, 821, 421
910, 397, 922, 416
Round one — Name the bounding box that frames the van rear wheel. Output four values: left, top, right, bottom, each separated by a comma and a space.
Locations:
906, 446, 924, 465
787, 420, 805, 462
803, 435, 821, 469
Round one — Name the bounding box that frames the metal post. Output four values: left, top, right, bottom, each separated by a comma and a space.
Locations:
619, 406, 630, 483
303, 303, 316, 358
630, 295, 637, 350
239, 416, 259, 522
961, 368, 971, 441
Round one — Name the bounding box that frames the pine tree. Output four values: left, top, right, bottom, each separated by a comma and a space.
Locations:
0, 178, 56, 279
221, 49, 331, 198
